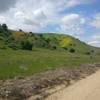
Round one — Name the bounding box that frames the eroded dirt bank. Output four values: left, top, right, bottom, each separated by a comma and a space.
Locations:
0, 63, 100, 100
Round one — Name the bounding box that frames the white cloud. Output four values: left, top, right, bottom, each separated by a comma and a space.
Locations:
0, 0, 94, 31
14, 11, 25, 18
58, 13, 86, 38
88, 33, 100, 47
0, 0, 99, 47
0, 16, 6, 23
4, 0, 60, 31
88, 41, 100, 44
61, 14, 80, 23
66, 0, 92, 8
92, 35, 100, 40
88, 41, 100, 47
90, 13, 100, 28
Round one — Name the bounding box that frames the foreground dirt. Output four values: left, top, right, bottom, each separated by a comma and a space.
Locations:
45, 69, 100, 100
0, 63, 100, 100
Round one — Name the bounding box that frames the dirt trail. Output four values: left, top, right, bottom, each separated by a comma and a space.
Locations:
45, 70, 100, 100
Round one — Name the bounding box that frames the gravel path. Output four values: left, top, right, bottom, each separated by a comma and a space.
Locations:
45, 70, 100, 100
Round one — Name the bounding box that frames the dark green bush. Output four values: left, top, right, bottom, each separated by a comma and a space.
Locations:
8, 43, 19, 50
85, 52, 91, 55
63, 47, 68, 50
21, 40, 33, 50
69, 48, 75, 53
50, 46, 57, 50
91, 50, 94, 53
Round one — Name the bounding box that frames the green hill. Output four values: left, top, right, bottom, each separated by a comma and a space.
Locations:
0, 24, 100, 79
42, 33, 100, 54
0, 24, 100, 54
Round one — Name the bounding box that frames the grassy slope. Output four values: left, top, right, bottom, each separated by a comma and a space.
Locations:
0, 48, 100, 79
0, 32, 100, 79
43, 33, 100, 54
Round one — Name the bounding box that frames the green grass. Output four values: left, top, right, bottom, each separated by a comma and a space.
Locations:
0, 32, 100, 79
42, 33, 100, 54
0, 48, 100, 79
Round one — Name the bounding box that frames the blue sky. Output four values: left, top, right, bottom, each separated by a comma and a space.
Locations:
0, 0, 100, 47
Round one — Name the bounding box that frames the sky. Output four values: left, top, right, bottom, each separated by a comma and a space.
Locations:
0, 0, 100, 47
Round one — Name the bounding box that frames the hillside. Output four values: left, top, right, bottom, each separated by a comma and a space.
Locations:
0, 24, 100, 54
0, 24, 100, 79
9, 31, 100, 54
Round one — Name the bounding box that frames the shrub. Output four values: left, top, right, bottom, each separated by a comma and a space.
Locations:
69, 43, 73, 46
38, 34, 43, 38
0, 36, 4, 40
85, 52, 91, 55
8, 43, 18, 50
91, 50, 94, 53
63, 47, 68, 50
69, 48, 75, 53
73, 44, 76, 46
0, 46, 7, 49
45, 38, 51, 43
51, 46, 57, 50
21, 40, 33, 50
19, 29, 23, 32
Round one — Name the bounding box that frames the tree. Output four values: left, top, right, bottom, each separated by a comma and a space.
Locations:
0, 24, 11, 38
19, 29, 23, 32
0, 24, 3, 34
2, 24, 8, 31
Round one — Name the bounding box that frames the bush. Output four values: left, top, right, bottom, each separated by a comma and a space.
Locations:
69, 48, 75, 53
0, 46, 7, 49
91, 50, 94, 53
50, 46, 57, 50
33, 39, 47, 48
0, 36, 4, 40
63, 47, 68, 50
85, 52, 91, 55
8, 43, 18, 50
21, 40, 33, 50
69, 43, 73, 46
19, 29, 23, 32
